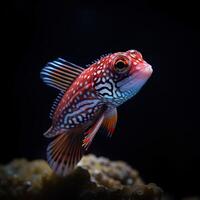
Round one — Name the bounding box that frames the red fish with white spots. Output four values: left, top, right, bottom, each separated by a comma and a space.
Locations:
41, 50, 153, 176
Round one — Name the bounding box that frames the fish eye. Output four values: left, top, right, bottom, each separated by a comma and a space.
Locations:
114, 59, 129, 73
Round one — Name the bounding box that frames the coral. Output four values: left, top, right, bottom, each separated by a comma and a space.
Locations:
0, 154, 163, 200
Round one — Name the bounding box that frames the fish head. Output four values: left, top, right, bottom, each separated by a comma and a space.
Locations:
112, 50, 153, 93
94, 50, 153, 105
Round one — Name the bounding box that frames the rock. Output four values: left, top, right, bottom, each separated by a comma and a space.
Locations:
0, 154, 163, 200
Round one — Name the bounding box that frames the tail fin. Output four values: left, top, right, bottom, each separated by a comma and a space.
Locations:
47, 132, 83, 176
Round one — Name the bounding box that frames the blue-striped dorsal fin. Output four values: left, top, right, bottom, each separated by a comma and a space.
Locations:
40, 58, 85, 91
49, 91, 65, 119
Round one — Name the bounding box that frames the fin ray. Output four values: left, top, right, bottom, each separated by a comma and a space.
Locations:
82, 114, 104, 150
47, 132, 83, 176
56, 58, 85, 72
102, 108, 118, 137
40, 58, 84, 91
49, 91, 65, 119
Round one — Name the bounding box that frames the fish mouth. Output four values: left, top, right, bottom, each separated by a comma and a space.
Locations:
117, 64, 153, 93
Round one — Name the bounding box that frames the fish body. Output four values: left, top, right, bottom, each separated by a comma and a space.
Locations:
41, 50, 153, 176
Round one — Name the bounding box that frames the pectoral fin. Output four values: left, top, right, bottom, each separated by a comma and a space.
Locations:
82, 108, 117, 151
101, 108, 117, 137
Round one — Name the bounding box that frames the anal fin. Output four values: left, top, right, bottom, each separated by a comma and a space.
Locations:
82, 114, 104, 150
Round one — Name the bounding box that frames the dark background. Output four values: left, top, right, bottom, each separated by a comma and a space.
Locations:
4, 0, 199, 198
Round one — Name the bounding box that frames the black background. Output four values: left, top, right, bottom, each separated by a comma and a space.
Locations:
4, 0, 200, 198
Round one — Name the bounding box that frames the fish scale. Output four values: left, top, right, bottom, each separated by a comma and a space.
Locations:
40, 50, 153, 176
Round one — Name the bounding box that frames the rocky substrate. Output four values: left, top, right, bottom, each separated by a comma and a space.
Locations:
0, 154, 163, 200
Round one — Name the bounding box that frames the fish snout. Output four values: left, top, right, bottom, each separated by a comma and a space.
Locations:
134, 62, 153, 78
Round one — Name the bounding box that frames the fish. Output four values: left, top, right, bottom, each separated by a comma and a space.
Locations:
40, 49, 153, 176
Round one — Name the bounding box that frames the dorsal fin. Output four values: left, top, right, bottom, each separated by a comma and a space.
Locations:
49, 90, 65, 119
40, 58, 85, 91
